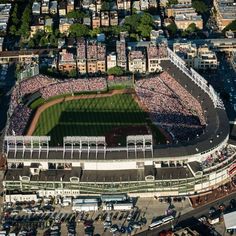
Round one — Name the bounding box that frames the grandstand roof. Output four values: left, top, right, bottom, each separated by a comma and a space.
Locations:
5, 165, 194, 182
5, 167, 82, 181
155, 166, 193, 179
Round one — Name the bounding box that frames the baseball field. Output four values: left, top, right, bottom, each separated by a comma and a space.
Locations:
31, 91, 166, 146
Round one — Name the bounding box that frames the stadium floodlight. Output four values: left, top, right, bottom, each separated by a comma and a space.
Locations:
4, 136, 50, 158
127, 135, 153, 158
63, 136, 106, 159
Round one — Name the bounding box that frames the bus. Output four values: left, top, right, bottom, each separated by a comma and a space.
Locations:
162, 215, 174, 224
148, 220, 163, 230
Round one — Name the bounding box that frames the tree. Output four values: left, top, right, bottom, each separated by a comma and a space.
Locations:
166, 22, 178, 37
66, 10, 87, 21
137, 24, 153, 38
28, 39, 35, 48
49, 34, 58, 47
19, 5, 31, 39
9, 25, 17, 35
11, 4, 19, 25
123, 13, 154, 40
167, 0, 178, 6
39, 36, 49, 47
68, 69, 77, 77
107, 66, 124, 76
101, 0, 112, 11
123, 14, 141, 33
192, 1, 209, 14
110, 25, 123, 36
69, 23, 89, 37
140, 13, 154, 26
89, 27, 101, 37
54, 28, 60, 38
186, 23, 198, 33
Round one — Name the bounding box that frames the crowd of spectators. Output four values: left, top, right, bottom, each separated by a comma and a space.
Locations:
40, 77, 107, 99
19, 74, 57, 97
202, 145, 236, 169
9, 75, 57, 114
135, 72, 206, 142
160, 71, 206, 125
8, 104, 32, 135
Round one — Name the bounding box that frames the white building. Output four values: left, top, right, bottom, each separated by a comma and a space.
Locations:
107, 52, 117, 69
5, 193, 38, 203
128, 49, 146, 73
72, 202, 98, 211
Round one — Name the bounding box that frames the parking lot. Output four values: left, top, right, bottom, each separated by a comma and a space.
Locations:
1, 196, 192, 236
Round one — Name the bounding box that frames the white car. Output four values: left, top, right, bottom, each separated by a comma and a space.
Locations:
50, 225, 59, 231
103, 221, 112, 227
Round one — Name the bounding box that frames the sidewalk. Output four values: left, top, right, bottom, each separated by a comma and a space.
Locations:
190, 178, 236, 208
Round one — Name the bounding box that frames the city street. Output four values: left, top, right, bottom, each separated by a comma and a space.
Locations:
136, 192, 236, 235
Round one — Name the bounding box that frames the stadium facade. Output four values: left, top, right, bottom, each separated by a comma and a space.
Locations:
2, 48, 236, 198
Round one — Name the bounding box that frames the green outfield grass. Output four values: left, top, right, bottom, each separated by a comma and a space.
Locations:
33, 94, 166, 146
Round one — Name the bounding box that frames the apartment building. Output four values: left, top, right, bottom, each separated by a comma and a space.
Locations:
195, 45, 218, 70
107, 52, 117, 69
32, 1, 41, 15
101, 11, 109, 26
173, 42, 197, 68
41, 0, 49, 14
147, 43, 161, 72
0, 3, 11, 34
76, 38, 87, 74
95, 0, 102, 12
175, 14, 203, 30
58, 1, 67, 16
140, 0, 149, 10
30, 17, 44, 38
116, 0, 131, 11
82, 0, 95, 12
58, 49, 76, 72
167, 4, 203, 30
59, 18, 74, 35
82, 0, 93, 9
149, 0, 158, 8
110, 11, 118, 26
67, 0, 74, 13
128, 49, 146, 73
87, 39, 98, 73
92, 13, 101, 29
50, 1, 58, 14
75, 38, 106, 74
97, 42, 106, 73
173, 42, 218, 70
116, 40, 127, 70
167, 4, 195, 17
213, 0, 236, 30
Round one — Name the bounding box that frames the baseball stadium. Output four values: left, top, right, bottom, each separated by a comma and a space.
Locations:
2, 47, 236, 198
